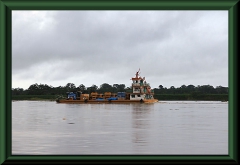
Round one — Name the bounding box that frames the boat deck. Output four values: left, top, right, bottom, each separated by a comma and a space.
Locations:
57, 99, 158, 104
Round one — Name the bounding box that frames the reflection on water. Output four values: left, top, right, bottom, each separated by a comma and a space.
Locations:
131, 104, 153, 146
12, 101, 228, 155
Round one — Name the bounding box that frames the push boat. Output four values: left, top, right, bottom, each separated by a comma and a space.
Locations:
56, 70, 158, 104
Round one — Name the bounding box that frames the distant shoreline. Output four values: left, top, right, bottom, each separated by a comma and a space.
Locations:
12, 94, 228, 101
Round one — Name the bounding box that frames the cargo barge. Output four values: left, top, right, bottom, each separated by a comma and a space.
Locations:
56, 69, 158, 104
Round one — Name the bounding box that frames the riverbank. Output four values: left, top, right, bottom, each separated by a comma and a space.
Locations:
154, 94, 228, 101
12, 95, 57, 101
12, 94, 228, 101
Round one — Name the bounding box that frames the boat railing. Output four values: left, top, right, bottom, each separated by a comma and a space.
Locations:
132, 83, 140, 86
133, 91, 140, 93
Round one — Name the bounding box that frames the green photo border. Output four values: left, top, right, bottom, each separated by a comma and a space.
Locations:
0, 0, 238, 164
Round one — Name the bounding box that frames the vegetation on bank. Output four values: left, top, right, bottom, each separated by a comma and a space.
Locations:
154, 94, 228, 101
12, 94, 228, 101
12, 82, 228, 101
12, 95, 57, 101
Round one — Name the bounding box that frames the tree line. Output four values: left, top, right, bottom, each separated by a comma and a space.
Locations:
12, 83, 228, 96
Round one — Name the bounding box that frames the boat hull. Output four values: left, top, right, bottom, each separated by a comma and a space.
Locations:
56, 99, 158, 104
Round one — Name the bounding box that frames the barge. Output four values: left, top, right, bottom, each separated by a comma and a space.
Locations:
56, 69, 158, 104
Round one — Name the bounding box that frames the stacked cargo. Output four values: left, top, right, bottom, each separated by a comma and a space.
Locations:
80, 94, 89, 100
104, 92, 111, 99
91, 92, 98, 100
67, 92, 77, 100
117, 92, 126, 100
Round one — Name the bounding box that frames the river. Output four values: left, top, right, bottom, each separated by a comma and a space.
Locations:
12, 100, 228, 155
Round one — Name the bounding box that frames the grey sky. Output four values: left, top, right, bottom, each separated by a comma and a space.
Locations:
12, 10, 228, 90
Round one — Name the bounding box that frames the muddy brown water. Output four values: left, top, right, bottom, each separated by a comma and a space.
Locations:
12, 100, 228, 155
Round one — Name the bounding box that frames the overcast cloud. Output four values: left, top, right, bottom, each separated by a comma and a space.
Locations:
12, 10, 228, 89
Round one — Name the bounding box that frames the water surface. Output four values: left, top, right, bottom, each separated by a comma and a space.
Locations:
12, 101, 228, 155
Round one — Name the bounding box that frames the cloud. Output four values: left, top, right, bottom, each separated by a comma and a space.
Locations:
12, 10, 228, 89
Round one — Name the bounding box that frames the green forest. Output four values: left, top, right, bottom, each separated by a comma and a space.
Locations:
12, 83, 228, 101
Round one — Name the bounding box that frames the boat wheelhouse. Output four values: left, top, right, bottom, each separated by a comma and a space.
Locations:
127, 69, 155, 102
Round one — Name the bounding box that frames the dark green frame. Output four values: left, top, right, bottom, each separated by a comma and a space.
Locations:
0, 0, 238, 164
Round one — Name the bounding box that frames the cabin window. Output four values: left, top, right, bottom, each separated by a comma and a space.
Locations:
137, 95, 141, 97
131, 95, 135, 98
134, 88, 140, 91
